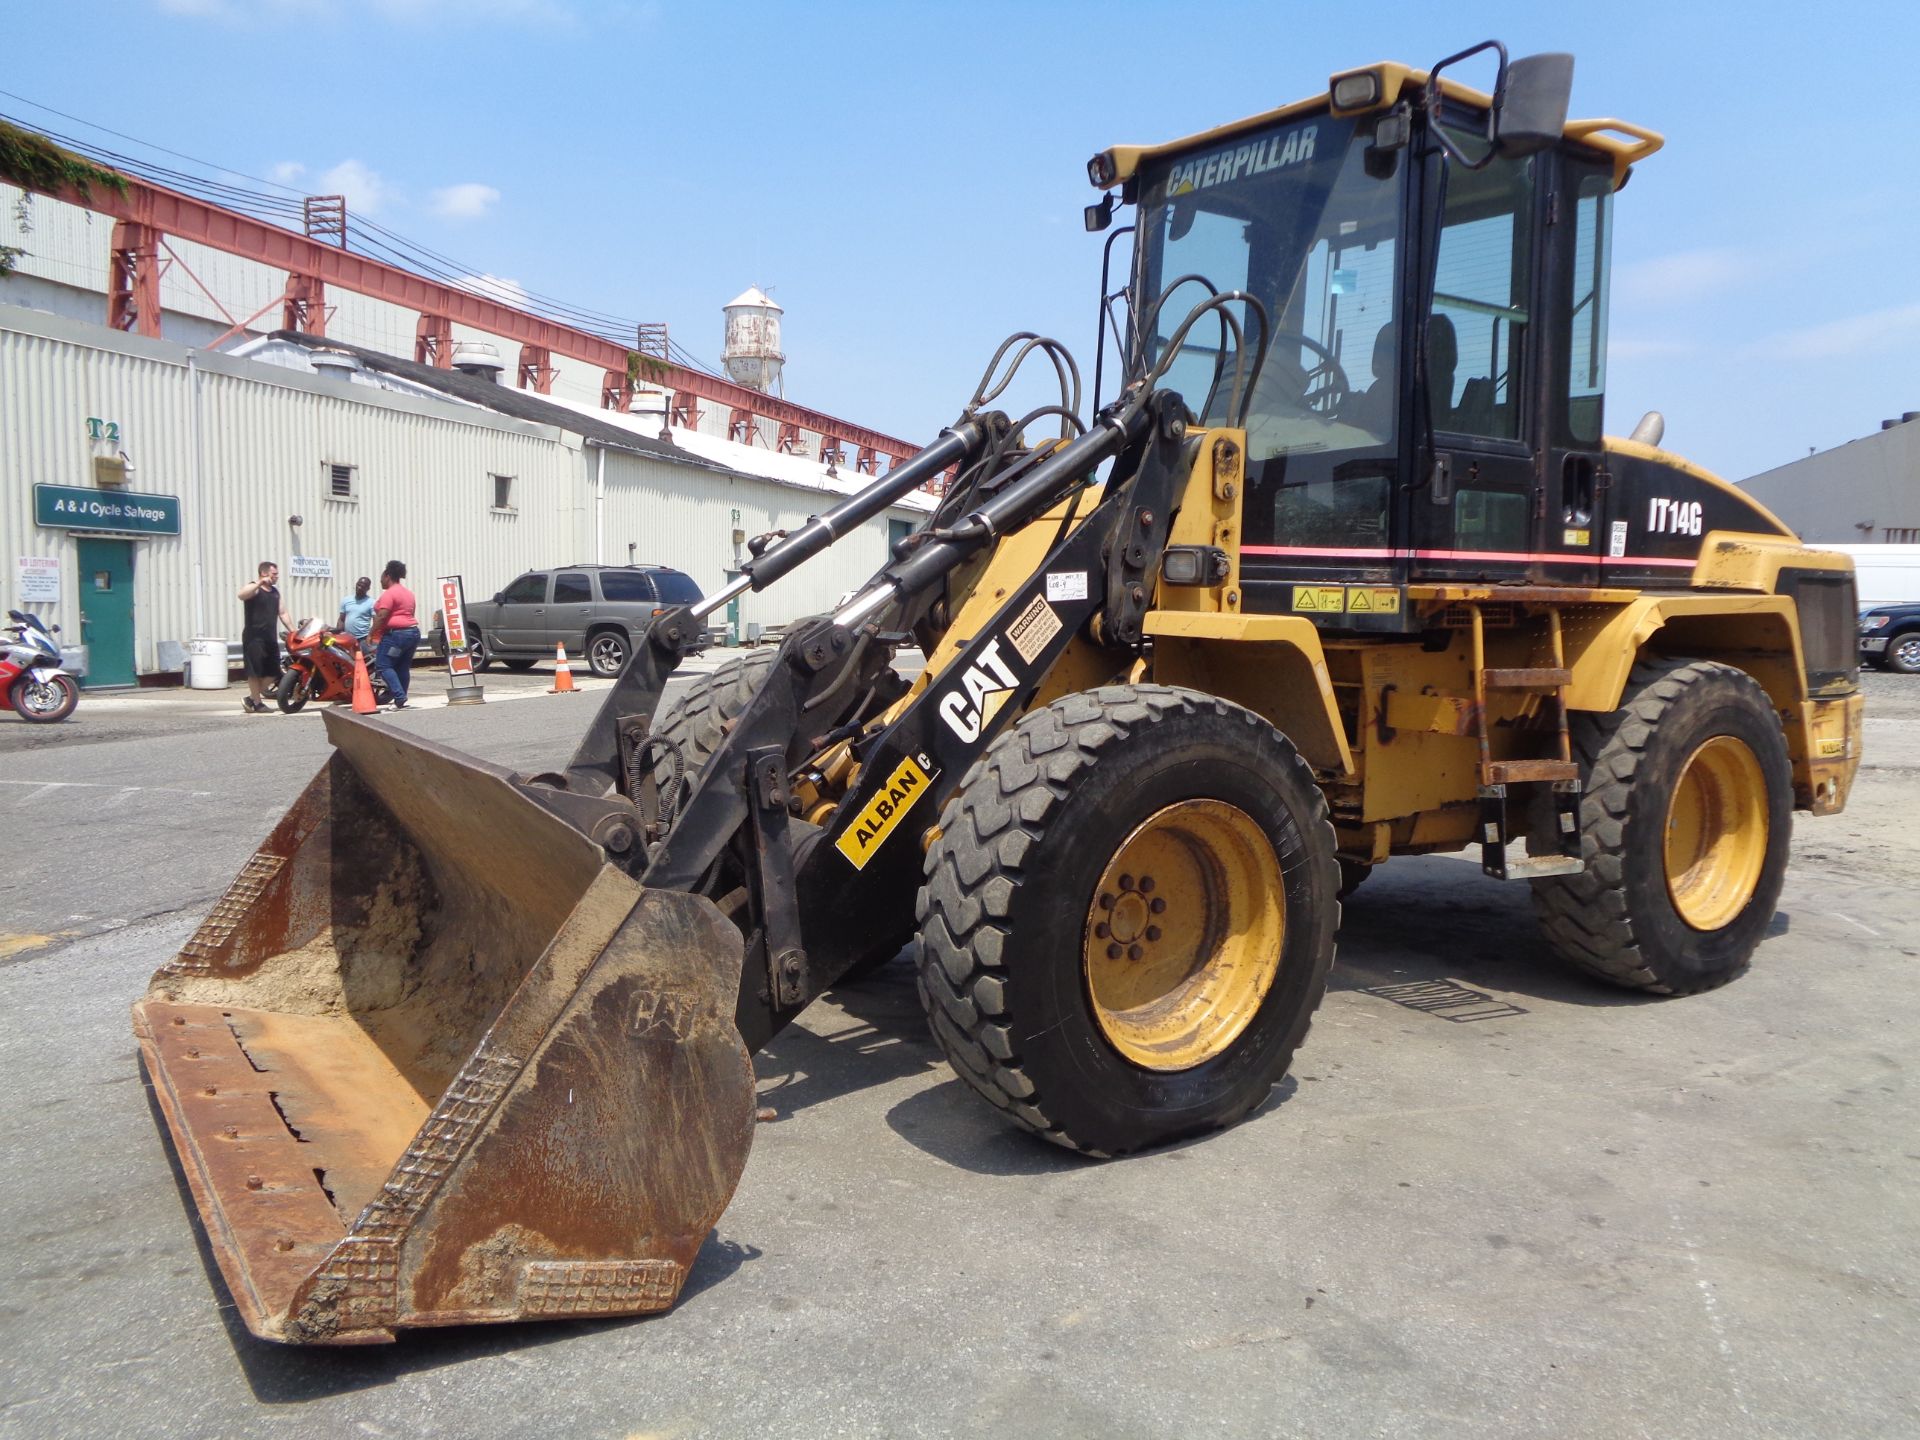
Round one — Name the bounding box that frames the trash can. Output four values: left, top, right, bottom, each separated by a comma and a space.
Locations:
187, 637, 230, 690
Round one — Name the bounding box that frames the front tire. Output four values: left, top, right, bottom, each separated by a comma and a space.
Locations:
1886, 632, 1920, 674
12, 672, 78, 723
275, 669, 312, 713
1531, 658, 1792, 995
915, 685, 1339, 1156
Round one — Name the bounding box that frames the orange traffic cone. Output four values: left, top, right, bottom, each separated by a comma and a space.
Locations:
550, 642, 576, 694
351, 648, 379, 714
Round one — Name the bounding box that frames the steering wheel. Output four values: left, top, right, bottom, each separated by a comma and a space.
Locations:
1263, 329, 1352, 418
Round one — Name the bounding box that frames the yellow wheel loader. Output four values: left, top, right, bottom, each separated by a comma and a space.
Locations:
134, 41, 1863, 1344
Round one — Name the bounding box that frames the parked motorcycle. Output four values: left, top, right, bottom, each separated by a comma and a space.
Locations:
2, 609, 80, 723
277, 619, 385, 713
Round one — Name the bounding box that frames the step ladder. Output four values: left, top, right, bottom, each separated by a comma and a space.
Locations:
1469, 605, 1584, 880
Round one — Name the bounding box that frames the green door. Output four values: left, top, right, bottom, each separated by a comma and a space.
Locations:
75, 537, 136, 687
724, 570, 743, 646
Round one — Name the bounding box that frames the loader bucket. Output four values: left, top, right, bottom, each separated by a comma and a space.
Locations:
132, 712, 757, 1345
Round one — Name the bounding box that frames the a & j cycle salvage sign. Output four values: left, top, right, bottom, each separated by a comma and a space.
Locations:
35, 484, 181, 536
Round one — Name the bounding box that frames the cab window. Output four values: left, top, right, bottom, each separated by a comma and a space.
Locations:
1565, 171, 1614, 444
1430, 153, 1534, 440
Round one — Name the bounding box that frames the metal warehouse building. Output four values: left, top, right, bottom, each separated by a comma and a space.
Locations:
1, 303, 928, 686
1742, 412, 1920, 544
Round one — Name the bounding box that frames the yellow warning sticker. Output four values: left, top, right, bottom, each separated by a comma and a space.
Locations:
1345, 587, 1401, 614
1292, 586, 1345, 613
835, 756, 935, 870
1817, 737, 1845, 757
1562, 527, 1592, 547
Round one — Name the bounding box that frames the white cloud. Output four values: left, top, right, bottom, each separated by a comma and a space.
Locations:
268, 160, 306, 186
456, 273, 530, 308
431, 183, 501, 221
1614, 247, 1757, 307
1750, 303, 1920, 362
317, 159, 394, 217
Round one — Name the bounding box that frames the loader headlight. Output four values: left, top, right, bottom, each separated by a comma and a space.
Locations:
1330, 68, 1383, 112
1161, 546, 1231, 587
1088, 151, 1118, 188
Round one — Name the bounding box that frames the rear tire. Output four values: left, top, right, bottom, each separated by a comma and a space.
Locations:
1531, 657, 1792, 995
916, 685, 1338, 1156
587, 629, 629, 678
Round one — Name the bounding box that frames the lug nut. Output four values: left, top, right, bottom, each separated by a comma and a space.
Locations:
1127, 944, 1144, 961
1095, 922, 1110, 939
245, 1175, 263, 1190
1138, 876, 1154, 894
1118, 874, 1135, 891
1150, 897, 1167, 914
172, 1016, 186, 1027
1099, 893, 1115, 910
1107, 943, 1122, 960
275, 1238, 295, 1252
224, 1126, 239, 1139
203, 1086, 218, 1097
1146, 926, 1162, 942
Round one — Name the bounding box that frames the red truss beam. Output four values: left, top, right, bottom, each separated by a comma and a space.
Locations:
28, 170, 920, 464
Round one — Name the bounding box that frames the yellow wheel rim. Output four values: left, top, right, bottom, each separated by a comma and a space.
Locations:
1664, 735, 1768, 931
1082, 799, 1286, 1071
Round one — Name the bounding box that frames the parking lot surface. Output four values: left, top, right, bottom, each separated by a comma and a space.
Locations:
0, 668, 1913, 1438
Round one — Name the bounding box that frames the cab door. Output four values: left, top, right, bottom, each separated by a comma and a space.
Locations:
1408, 147, 1545, 583
1541, 155, 1619, 587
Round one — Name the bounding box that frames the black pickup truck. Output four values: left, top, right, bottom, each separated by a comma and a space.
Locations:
1859, 602, 1920, 672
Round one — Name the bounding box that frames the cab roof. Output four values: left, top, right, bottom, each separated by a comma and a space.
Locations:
1091, 61, 1662, 191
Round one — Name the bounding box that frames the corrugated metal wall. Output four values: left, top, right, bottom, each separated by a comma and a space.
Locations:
597, 450, 915, 631
2, 305, 919, 676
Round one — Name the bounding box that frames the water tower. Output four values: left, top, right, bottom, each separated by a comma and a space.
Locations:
722, 286, 785, 397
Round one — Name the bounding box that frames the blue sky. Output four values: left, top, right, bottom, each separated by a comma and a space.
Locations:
4, 1, 1916, 480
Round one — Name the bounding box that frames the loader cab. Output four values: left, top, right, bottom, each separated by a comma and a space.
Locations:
1107, 57, 1655, 619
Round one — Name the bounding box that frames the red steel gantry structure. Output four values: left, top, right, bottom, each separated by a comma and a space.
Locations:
29, 165, 920, 473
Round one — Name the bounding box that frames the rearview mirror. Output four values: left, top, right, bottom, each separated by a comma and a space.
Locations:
1495, 52, 1573, 157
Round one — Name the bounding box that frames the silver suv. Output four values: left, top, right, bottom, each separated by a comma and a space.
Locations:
432, 564, 705, 677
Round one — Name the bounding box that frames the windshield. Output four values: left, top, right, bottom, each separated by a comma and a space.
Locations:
1136, 111, 1404, 464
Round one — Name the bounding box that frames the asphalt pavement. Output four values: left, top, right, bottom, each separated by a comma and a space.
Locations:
0, 665, 1914, 1439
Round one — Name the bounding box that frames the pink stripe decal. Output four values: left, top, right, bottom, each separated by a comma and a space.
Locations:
1241, 545, 1695, 569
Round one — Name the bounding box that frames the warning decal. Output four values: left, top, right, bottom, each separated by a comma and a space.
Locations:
1006, 594, 1062, 664
1291, 586, 1345, 613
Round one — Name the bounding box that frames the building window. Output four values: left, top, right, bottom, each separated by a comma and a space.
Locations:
1885, 527, 1920, 543
326, 462, 356, 499
491, 473, 516, 512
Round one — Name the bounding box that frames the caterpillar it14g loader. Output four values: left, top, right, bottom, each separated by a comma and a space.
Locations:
135, 43, 1862, 1344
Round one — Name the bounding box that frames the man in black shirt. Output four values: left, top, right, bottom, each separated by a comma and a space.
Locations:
236, 560, 292, 714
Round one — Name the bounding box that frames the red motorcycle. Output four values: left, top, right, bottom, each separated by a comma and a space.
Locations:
2, 609, 79, 723
276, 619, 385, 712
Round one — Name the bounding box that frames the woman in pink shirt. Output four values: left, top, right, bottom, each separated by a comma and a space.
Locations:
369, 559, 421, 710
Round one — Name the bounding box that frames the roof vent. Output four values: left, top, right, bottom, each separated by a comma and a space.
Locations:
310, 350, 363, 381
452, 341, 505, 382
